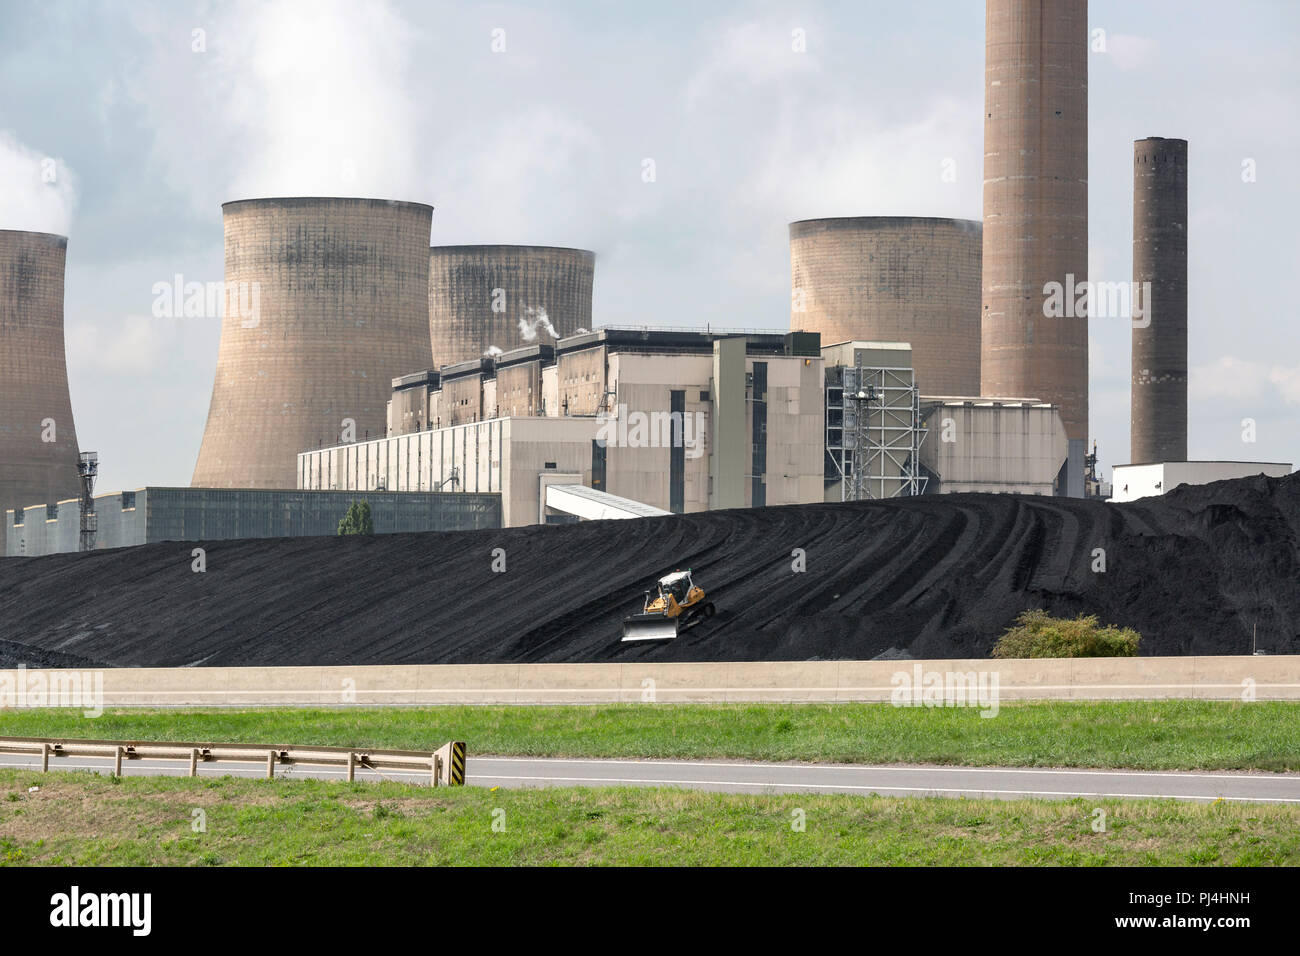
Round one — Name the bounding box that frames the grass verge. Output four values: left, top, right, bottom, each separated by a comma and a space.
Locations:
1, 700, 1297, 771
1, 768, 1295, 866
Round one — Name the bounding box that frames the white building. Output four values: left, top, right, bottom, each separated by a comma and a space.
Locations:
1109, 461, 1293, 503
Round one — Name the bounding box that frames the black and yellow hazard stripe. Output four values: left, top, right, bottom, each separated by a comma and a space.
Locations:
450, 741, 466, 785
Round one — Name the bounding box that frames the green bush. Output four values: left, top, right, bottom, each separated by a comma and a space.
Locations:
336, 500, 374, 536
991, 609, 1140, 659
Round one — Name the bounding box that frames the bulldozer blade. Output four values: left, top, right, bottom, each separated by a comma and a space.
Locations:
621, 614, 680, 643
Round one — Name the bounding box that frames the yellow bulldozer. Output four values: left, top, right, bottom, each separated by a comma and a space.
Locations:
621, 569, 715, 642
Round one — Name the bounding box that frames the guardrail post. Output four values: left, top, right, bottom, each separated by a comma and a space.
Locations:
41, 743, 50, 773
189, 749, 199, 778
113, 746, 123, 777
266, 751, 275, 779
430, 742, 466, 786
430, 752, 441, 787
449, 741, 466, 786
346, 751, 356, 782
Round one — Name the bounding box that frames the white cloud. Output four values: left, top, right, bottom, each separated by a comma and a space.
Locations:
431, 108, 605, 241
0, 132, 79, 234
121, 0, 422, 210
1105, 33, 1158, 72
67, 314, 189, 376
742, 94, 982, 221
1191, 356, 1300, 405
684, 19, 820, 110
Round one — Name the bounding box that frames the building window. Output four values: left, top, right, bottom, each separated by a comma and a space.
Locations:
670, 390, 685, 514
591, 439, 607, 491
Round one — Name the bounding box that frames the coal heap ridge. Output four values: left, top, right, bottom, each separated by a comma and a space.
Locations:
1, 472, 1297, 667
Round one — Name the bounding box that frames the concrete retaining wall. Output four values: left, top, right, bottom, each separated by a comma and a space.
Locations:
1, 657, 1297, 709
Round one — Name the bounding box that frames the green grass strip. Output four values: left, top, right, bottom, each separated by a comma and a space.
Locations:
2, 700, 1297, 771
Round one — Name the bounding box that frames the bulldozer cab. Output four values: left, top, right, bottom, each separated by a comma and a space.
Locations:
656, 571, 692, 606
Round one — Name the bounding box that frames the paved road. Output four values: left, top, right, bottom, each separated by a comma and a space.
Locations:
2, 752, 1298, 804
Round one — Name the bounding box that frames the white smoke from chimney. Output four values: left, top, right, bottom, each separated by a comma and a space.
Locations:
518, 306, 559, 342
121, 0, 421, 210
484, 345, 503, 358
0, 132, 78, 235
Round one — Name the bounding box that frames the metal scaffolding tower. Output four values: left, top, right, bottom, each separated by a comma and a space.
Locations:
77, 451, 98, 552
825, 362, 928, 500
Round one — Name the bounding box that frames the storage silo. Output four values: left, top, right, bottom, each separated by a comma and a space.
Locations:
982, 0, 1089, 495
788, 216, 983, 396
192, 197, 434, 489
428, 245, 595, 368
0, 230, 82, 556
1131, 137, 1188, 464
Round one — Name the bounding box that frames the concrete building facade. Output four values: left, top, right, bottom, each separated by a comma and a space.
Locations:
1131, 137, 1189, 464
819, 338, 1068, 498
192, 197, 435, 489
0, 230, 82, 557
303, 328, 826, 526
6, 487, 500, 558
789, 217, 983, 396
300, 416, 599, 528
982, 0, 1089, 495
918, 399, 1069, 495
428, 245, 595, 369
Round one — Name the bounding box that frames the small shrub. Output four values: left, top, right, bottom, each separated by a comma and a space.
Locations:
992, 609, 1140, 659
337, 500, 374, 536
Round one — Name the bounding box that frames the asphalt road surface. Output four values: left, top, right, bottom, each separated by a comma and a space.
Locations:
2, 753, 1297, 804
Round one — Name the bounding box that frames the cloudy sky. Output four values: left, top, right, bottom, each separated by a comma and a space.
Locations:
1, 0, 1296, 493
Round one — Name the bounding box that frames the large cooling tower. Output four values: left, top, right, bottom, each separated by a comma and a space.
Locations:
192, 198, 434, 489
0, 230, 82, 555
1131, 138, 1188, 464
982, 0, 1089, 495
789, 217, 983, 395
428, 245, 595, 368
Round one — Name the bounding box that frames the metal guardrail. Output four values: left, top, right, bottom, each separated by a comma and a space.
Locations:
0, 736, 467, 786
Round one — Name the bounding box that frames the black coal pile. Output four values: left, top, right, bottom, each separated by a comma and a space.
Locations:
1, 472, 1296, 666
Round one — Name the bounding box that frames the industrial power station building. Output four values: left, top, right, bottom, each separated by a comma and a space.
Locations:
0, 230, 83, 557
982, 0, 1090, 495
790, 217, 983, 397
299, 326, 1077, 529
192, 197, 436, 490
428, 244, 595, 369
5, 487, 499, 557
300, 328, 826, 526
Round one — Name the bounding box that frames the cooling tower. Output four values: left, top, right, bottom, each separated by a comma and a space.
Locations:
0, 230, 82, 555
428, 245, 595, 368
789, 217, 983, 395
1131, 137, 1188, 464
192, 198, 434, 489
982, 0, 1089, 495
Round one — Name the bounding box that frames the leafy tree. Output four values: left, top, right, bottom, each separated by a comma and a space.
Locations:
337, 499, 374, 536
992, 609, 1140, 659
